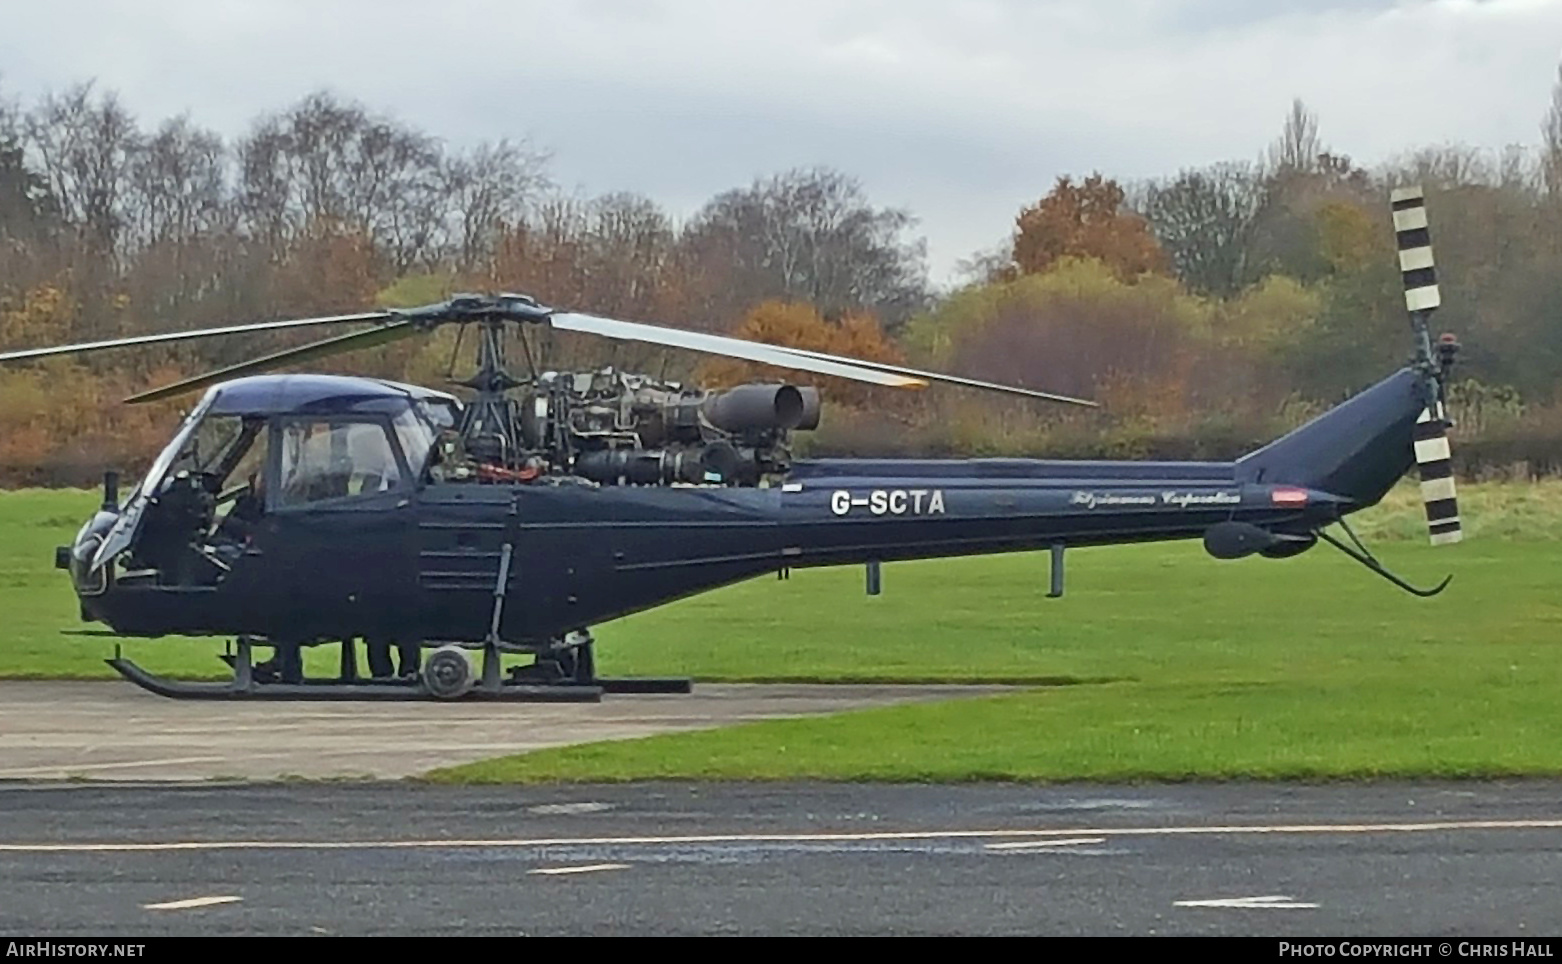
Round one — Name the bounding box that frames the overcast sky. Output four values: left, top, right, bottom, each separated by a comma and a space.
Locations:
2, 0, 1558, 283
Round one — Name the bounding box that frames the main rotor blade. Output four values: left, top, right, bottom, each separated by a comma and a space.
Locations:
550, 311, 1096, 405
550, 312, 927, 389
756, 346, 1099, 407
123, 321, 418, 404
0, 311, 395, 364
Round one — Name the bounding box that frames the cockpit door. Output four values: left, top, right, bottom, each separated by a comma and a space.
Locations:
256, 416, 418, 639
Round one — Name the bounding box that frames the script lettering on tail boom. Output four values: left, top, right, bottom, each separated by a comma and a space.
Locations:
1070, 490, 1241, 509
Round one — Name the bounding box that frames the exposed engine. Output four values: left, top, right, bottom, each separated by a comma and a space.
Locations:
439, 368, 821, 488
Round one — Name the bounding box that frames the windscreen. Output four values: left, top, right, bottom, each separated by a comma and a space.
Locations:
91, 391, 218, 572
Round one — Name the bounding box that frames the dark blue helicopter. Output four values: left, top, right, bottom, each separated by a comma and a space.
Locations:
0, 187, 1463, 702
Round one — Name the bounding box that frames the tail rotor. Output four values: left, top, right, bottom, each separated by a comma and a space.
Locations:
1391, 185, 1462, 546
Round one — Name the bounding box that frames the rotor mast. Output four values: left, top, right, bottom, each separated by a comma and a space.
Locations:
458, 319, 527, 466
401, 293, 553, 468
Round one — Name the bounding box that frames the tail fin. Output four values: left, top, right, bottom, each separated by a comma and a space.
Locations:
1239, 185, 1465, 528
1236, 368, 1422, 507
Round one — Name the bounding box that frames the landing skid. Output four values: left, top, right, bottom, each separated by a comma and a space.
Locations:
105, 656, 600, 701
103, 634, 692, 702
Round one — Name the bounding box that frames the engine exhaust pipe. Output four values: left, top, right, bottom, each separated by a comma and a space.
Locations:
702, 384, 806, 434
796, 387, 821, 431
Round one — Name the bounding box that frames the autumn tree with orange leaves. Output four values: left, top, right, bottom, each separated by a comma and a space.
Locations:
696, 300, 908, 408
1009, 174, 1168, 281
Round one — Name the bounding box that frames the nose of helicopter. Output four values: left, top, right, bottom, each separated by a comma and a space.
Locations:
60, 511, 114, 598
54, 536, 96, 625
57, 471, 124, 599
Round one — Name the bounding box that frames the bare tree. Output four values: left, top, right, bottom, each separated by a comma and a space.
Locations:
234, 91, 445, 270
128, 115, 228, 249
1142, 162, 1263, 296
1395, 144, 1495, 191
952, 241, 1011, 287
491, 192, 674, 309
234, 115, 292, 258
681, 167, 928, 330
578, 192, 678, 314
442, 139, 550, 273
0, 84, 60, 294
0, 79, 16, 151
1497, 144, 1539, 193
0, 83, 53, 237
1543, 62, 1562, 196
24, 83, 141, 266
1266, 98, 1321, 176
340, 113, 443, 272
118, 116, 238, 325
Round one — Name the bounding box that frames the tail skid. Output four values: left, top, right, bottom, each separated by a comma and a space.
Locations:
1315, 520, 1452, 598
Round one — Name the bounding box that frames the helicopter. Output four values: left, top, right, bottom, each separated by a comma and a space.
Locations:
0, 186, 1463, 702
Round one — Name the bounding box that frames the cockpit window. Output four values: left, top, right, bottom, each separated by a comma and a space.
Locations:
419, 399, 459, 432
276, 419, 405, 507
166, 415, 245, 479
392, 408, 438, 481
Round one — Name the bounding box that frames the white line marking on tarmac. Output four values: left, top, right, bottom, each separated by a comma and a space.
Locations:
985, 837, 1107, 850
1175, 895, 1318, 909
3, 818, 1561, 853
0, 756, 230, 778
529, 864, 630, 876
527, 802, 614, 815
143, 895, 243, 911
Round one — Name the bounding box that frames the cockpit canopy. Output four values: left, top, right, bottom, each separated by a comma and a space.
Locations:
87, 376, 461, 574
202, 374, 460, 421
151, 375, 457, 498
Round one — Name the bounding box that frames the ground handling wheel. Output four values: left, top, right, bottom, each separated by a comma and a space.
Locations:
423, 645, 475, 700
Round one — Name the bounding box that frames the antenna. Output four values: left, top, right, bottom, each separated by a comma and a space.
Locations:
1391, 185, 1462, 546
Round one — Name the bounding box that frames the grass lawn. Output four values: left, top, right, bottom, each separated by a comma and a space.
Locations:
6, 484, 1562, 782
430, 532, 1562, 783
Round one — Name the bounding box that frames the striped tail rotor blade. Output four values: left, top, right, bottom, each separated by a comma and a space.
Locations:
1391, 185, 1441, 312
1415, 404, 1462, 545
1394, 185, 1461, 545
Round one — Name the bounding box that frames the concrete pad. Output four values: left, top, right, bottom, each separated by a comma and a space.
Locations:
0, 681, 1005, 782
